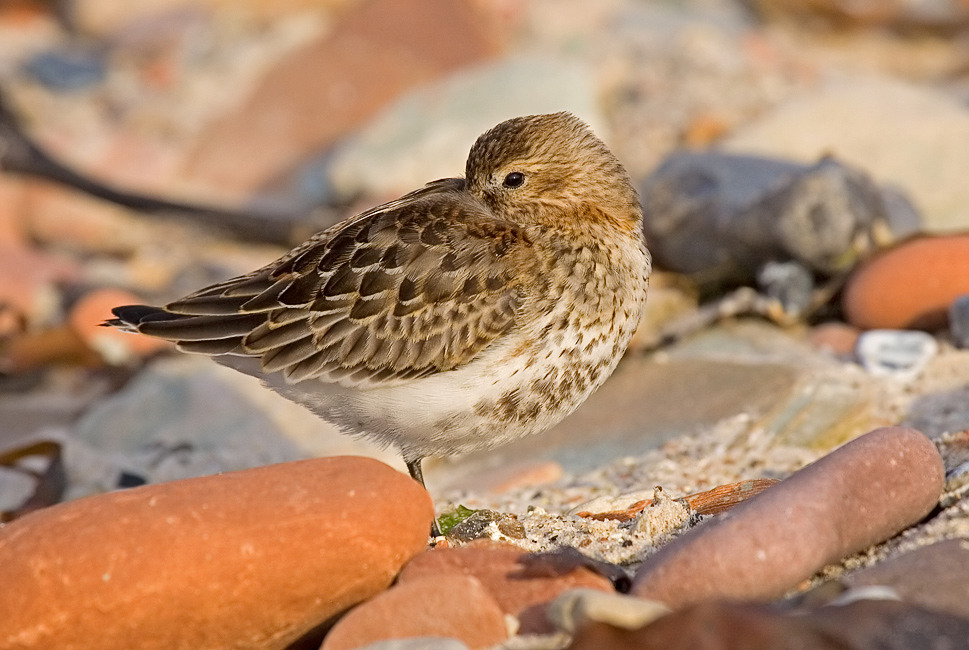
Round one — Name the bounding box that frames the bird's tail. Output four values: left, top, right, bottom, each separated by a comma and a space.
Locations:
102, 305, 262, 356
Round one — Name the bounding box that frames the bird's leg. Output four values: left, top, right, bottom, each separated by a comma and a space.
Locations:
405, 457, 441, 538
405, 457, 426, 488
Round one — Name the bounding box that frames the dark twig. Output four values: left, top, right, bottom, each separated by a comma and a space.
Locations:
0, 88, 317, 246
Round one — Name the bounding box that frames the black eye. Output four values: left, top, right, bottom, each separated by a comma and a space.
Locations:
502, 172, 525, 188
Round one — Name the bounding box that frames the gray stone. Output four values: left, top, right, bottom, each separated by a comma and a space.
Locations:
666, 321, 888, 449
326, 58, 601, 201
722, 76, 969, 233
640, 150, 919, 288
948, 294, 969, 348
66, 356, 399, 498
757, 260, 815, 317
0, 467, 34, 512
845, 539, 969, 620
663, 318, 825, 366
0, 374, 111, 444
22, 46, 106, 91
762, 366, 883, 449
67, 357, 305, 497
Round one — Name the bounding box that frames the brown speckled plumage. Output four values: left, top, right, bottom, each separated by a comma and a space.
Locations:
107, 112, 651, 495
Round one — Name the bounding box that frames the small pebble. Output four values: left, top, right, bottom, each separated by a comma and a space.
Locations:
445, 509, 503, 543
756, 260, 814, 318
843, 234, 969, 330
632, 488, 692, 537
855, 329, 938, 380
948, 294, 969, 349
809, 321, 861, 358
21, 47, 106, 91
548, 588, 670, 634
442, 508, 525, 541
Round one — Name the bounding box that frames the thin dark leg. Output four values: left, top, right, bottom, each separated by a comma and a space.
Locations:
405, 457, 426, 488
404, 457, 440, 538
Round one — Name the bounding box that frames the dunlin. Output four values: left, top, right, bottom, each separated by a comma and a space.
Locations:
107, 112, 651, 498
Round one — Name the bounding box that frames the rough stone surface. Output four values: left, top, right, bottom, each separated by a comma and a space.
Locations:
843, 235, 969, 330
398, 542, 615, 634
632, 427, 945, 607
0, 456, 433, 649
320, 574, 507, 650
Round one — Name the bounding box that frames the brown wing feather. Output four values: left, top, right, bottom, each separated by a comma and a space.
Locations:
128, 179, 530, 387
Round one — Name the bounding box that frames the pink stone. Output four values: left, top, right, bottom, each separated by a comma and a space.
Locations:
400, 541, 614, 634
632, 427, 944, 607
808, 321, 860, 358
320, 574, 508, 649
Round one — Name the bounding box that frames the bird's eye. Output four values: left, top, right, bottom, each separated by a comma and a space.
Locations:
502, 172, 525, 188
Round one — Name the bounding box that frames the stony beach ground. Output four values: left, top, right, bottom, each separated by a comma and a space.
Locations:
3, 0, 969, 648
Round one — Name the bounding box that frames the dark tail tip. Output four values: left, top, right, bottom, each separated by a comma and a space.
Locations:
102, 304, 172, 332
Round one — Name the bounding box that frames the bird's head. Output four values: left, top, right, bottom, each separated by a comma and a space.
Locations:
464, 112, 641, 233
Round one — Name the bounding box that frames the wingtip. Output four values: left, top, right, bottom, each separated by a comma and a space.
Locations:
102, 304, 168, 333
109, 304, 162, 322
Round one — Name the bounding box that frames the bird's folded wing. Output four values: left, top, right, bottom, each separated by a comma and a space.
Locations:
116, 180, 532, 388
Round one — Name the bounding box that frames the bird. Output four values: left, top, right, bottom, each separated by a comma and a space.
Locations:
106, 111, 651, 509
